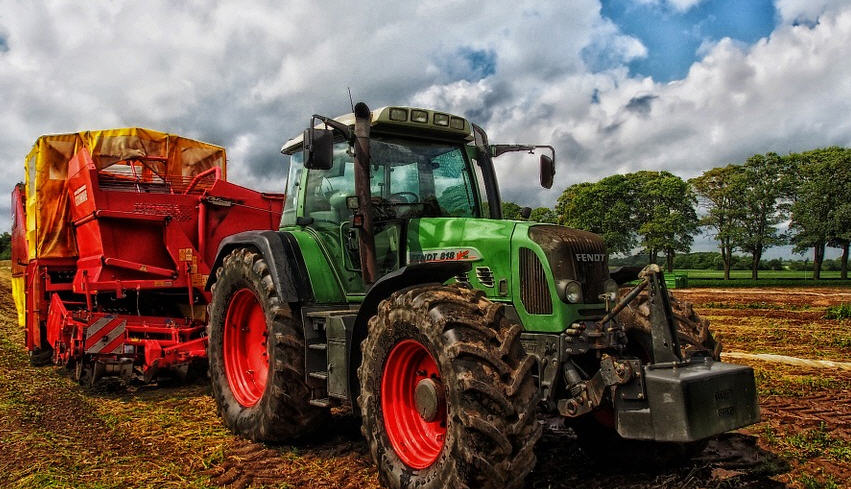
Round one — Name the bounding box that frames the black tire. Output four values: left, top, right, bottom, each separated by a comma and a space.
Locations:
207, 248, 327, 442
617, 290, 721, 360
358, 285, 541, 489
29, 346, 54, 367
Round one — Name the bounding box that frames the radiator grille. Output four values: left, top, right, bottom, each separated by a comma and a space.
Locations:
520, 247, 552, 314
528, 226, 608, 303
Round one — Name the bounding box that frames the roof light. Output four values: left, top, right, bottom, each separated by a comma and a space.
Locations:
449, 117, 465, 130
411, 110, 428, 123
433, 113, 450, 126
389, 108, 408, 121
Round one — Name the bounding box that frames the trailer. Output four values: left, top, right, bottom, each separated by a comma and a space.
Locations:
11, 128, 284, 384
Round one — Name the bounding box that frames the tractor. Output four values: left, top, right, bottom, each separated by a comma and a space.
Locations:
205, 103, 759, 488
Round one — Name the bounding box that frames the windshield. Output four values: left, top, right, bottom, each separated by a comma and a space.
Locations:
303, 137, 478, 224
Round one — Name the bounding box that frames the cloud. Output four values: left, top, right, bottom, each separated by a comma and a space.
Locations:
0, 0, 622, 229
633, 0, 705, 13
414, 4, 851, 212
0, 0, 849, 263
775, 0, 849, 24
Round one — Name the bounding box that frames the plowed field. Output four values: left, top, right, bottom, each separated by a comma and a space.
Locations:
1, 262, 848, 489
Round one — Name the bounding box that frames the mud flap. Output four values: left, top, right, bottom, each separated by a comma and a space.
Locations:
615, 360, 760, 442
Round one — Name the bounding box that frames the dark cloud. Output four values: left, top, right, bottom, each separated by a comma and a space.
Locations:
624, 94, 657, 116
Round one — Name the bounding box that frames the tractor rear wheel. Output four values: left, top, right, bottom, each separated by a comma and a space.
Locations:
208, 248, 327, 442
358, 285, 541, 489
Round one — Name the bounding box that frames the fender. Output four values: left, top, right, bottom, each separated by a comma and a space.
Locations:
206, 230, 313, 303
347, 261, 472, 402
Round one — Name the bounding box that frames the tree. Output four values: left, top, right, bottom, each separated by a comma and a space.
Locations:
501, 201, 523, 220
830, 201, 851, 279
0, 232, 10, 260
786, 147, 851, 279
556, 176, 637, 255
630, 172, 699, 272
556, 172, 699, 265
690, 165, 746, 280
736, 153, 786, 279
529, 207, 557, 223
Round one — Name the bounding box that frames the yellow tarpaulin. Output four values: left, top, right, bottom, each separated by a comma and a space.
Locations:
11, 276, 25, 327
24, 128, 227, 260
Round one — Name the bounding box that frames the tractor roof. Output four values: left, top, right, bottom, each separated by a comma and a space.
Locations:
281, 106, 473, 154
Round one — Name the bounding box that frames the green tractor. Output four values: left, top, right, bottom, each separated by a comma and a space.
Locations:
205, 103, 759, 488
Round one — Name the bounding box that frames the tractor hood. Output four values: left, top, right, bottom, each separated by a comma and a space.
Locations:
406, 218, 517, 299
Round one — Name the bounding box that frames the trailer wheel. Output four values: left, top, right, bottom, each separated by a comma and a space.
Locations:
208, 248, 326, 442
358, 285, 540, 489
29, 347, 54, 367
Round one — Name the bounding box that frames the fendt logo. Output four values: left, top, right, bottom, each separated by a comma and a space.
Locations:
575, 253, 606, 262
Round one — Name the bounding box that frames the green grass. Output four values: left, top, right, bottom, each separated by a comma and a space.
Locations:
674, 269, 845, 279
824, 303, 851, 319
798, 473, 842, 489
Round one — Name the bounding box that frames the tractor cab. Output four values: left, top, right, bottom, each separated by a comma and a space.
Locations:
280, 105, 554, 295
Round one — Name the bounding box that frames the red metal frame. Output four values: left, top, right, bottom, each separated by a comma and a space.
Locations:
16, 145, 284, 382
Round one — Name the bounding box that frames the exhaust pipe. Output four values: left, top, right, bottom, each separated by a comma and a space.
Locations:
353, 102, 378, 285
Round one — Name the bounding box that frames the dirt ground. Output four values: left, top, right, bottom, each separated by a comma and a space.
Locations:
0, 262, 848, 489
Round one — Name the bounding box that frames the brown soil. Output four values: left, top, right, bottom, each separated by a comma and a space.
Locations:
1, 263, 847, 489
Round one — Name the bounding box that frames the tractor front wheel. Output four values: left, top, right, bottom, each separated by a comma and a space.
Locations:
358, 285, 541, 489
207, 248, 327, 441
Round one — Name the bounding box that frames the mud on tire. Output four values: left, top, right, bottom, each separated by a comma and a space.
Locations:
207, 248, 327, 442
358, 285, 541, 489
617, 290, 721, 360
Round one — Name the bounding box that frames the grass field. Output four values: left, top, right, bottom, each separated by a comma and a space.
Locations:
1, 261, 849, 489
675, 269, 845, 280
669, 269, 851, 288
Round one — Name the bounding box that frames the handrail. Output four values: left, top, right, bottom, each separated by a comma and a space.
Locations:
182, 167, 222, 195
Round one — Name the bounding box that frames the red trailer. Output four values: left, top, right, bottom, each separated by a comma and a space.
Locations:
11, 128, 284, 384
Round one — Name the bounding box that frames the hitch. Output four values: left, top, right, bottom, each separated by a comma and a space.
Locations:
558, 265, 687, 417
598, 264, 682, 363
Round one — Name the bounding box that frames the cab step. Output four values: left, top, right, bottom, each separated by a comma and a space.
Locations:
308, 371, 329, 381
309, 398, 330, 408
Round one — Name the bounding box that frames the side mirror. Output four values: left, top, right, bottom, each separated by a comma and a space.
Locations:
303, 127, 334, 170
540, 154, 555, 189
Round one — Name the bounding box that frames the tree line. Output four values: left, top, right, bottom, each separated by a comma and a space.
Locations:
0, 232, 11, 260
503, 146, 851, 280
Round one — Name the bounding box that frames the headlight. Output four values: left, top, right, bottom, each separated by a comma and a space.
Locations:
558, 280, 583, 303
602, 279, 618, 302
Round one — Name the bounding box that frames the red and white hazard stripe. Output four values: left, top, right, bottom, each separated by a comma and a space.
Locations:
84, 316, 127, 354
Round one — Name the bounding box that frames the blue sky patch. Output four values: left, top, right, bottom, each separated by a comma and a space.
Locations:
442, 47, 497, 82
600, 0, 776, 82
460, 47, 497, 79
0, 35, 8, 53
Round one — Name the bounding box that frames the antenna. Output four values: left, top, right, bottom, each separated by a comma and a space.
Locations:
347, 87, 355, 113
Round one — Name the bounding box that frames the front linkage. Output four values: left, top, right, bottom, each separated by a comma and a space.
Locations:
526, 265, 760, 443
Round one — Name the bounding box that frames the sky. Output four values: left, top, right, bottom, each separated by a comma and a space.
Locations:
1, 0, 849, 259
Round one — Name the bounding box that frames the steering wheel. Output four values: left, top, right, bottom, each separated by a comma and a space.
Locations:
389, 191, 419, 204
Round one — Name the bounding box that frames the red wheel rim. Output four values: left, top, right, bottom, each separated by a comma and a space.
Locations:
223, 288, 269, 407
381, 339, 447, 469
